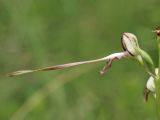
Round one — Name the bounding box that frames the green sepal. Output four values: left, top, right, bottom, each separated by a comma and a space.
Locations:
137, 48, 156, 77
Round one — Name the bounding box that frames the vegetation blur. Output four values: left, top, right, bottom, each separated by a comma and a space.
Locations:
0, 0, 160, 120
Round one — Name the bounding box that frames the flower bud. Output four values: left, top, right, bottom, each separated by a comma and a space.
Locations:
153, 26, 160, 37
144, 68, 158, 101
138, 49, 155, 77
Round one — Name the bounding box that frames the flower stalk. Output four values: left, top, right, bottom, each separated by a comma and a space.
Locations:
153, 26, 160, 119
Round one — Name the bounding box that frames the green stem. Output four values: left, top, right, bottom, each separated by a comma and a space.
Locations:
158, 38, 160, 74
156, 37, 160, 119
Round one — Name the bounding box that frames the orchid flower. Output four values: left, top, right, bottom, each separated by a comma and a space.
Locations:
8, 32, 143, 77
8, 32, 154, 79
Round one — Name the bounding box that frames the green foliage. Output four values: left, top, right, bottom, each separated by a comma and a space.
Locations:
0, 0, 160, 120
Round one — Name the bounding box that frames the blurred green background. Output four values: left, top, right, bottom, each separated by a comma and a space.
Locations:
0, 0, 160, 120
